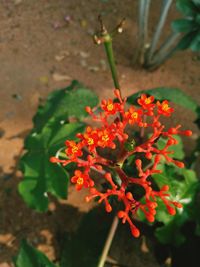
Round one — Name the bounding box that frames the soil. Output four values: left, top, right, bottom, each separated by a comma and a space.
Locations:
0, 0, 199, 266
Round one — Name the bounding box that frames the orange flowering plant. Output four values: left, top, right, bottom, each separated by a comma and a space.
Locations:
16, 18, 200, 267
50, 90, 192, 238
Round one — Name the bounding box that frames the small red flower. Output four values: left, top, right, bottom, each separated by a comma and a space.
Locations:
80, 126, 99, 152
65, 140, 82, 159
125, 107, 142, 125
71, 170, 93, 191
138, 94, 155, 110
101, 99, 120, 115
98, 128, 116, 149
157, 100, 174, 116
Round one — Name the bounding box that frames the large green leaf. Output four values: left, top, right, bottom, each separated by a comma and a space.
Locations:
152, 165, 199, 246
19, 119, 86, 212
19, 81, 98, 211
190, 31, 200, 51
13, 240, 57, 267
172, 19, 197, 33
33, 80, 98, 132
155, 214, 187, 246
176, 0, 198, 16
127, 87, 198, 112
176, 31, 198, 50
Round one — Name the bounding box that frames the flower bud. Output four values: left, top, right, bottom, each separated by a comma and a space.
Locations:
118, 211, 124, 218
131, 226, 140, 238
167, 206, 176, 215
161, 185, 169, 191
50, 157, 58, 163
146, 214, 155, 222
174, 160, 185, 168
182, 130, 192, 136
89, 180, 94, 187
167, 139, 174, 146
135, 159, 142, 166
85, 106, 92, 113
173, 202, 183, 208
105, 203, 112, 213
105, 172, 112, 181
145, 152, 152, 159
126, 192, 133, 200
114, 89, 121, 98
85, 196, 90, 202
90, 188, 97, 194
168, 128, 177, 134
149, 202, 157, 208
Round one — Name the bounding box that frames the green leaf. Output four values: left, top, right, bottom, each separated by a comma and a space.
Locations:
172, 19, 197, 33
19, 80, 98, 211
152, 165, 199, 246
124, 139, 136, 152
190, 31, 200, 51
127, 87, 198, 112
14, 240, 57, 267
19, 121, 86, 211
192, 0, 200, 8
59, 208, 112, 267
155, 215, 187, 246
176, 31, 198, 50
33, 80, 98, 132
156, 135, 184, 160
176, 0, 197, 16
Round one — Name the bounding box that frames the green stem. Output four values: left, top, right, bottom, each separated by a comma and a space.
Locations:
97, 215, 119, 267
103, 34, 120, 90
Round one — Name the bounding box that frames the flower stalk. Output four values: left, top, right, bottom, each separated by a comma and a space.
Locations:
93, 16, 125, 93
97, 216, 119, 267
103, 34, 120, 90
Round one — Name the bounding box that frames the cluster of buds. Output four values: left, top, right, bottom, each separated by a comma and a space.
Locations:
50, 90, 192, 237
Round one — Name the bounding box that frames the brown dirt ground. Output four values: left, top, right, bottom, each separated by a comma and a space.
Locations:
0, 0, 199, 266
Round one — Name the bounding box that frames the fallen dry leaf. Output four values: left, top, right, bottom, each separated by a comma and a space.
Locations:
55, 50, 70, 62
52, 73, 71, 82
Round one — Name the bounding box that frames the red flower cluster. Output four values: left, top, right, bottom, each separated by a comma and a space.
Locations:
50, 91, 192, 237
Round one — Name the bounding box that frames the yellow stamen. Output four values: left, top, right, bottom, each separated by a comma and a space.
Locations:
87, 138, 94, 145
162, 103, 169, 111
77, 177, 84, 185
107, 103, 114, 111
145, 98, 151, 104
102, 134, 109, 142
72, 146, 78, 153
131, 112, 138, 119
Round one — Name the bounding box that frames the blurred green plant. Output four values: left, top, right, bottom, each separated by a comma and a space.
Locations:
135, 0, 200, 69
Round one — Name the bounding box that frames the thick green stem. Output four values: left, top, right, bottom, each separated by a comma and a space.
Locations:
103, 34, 120, 90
